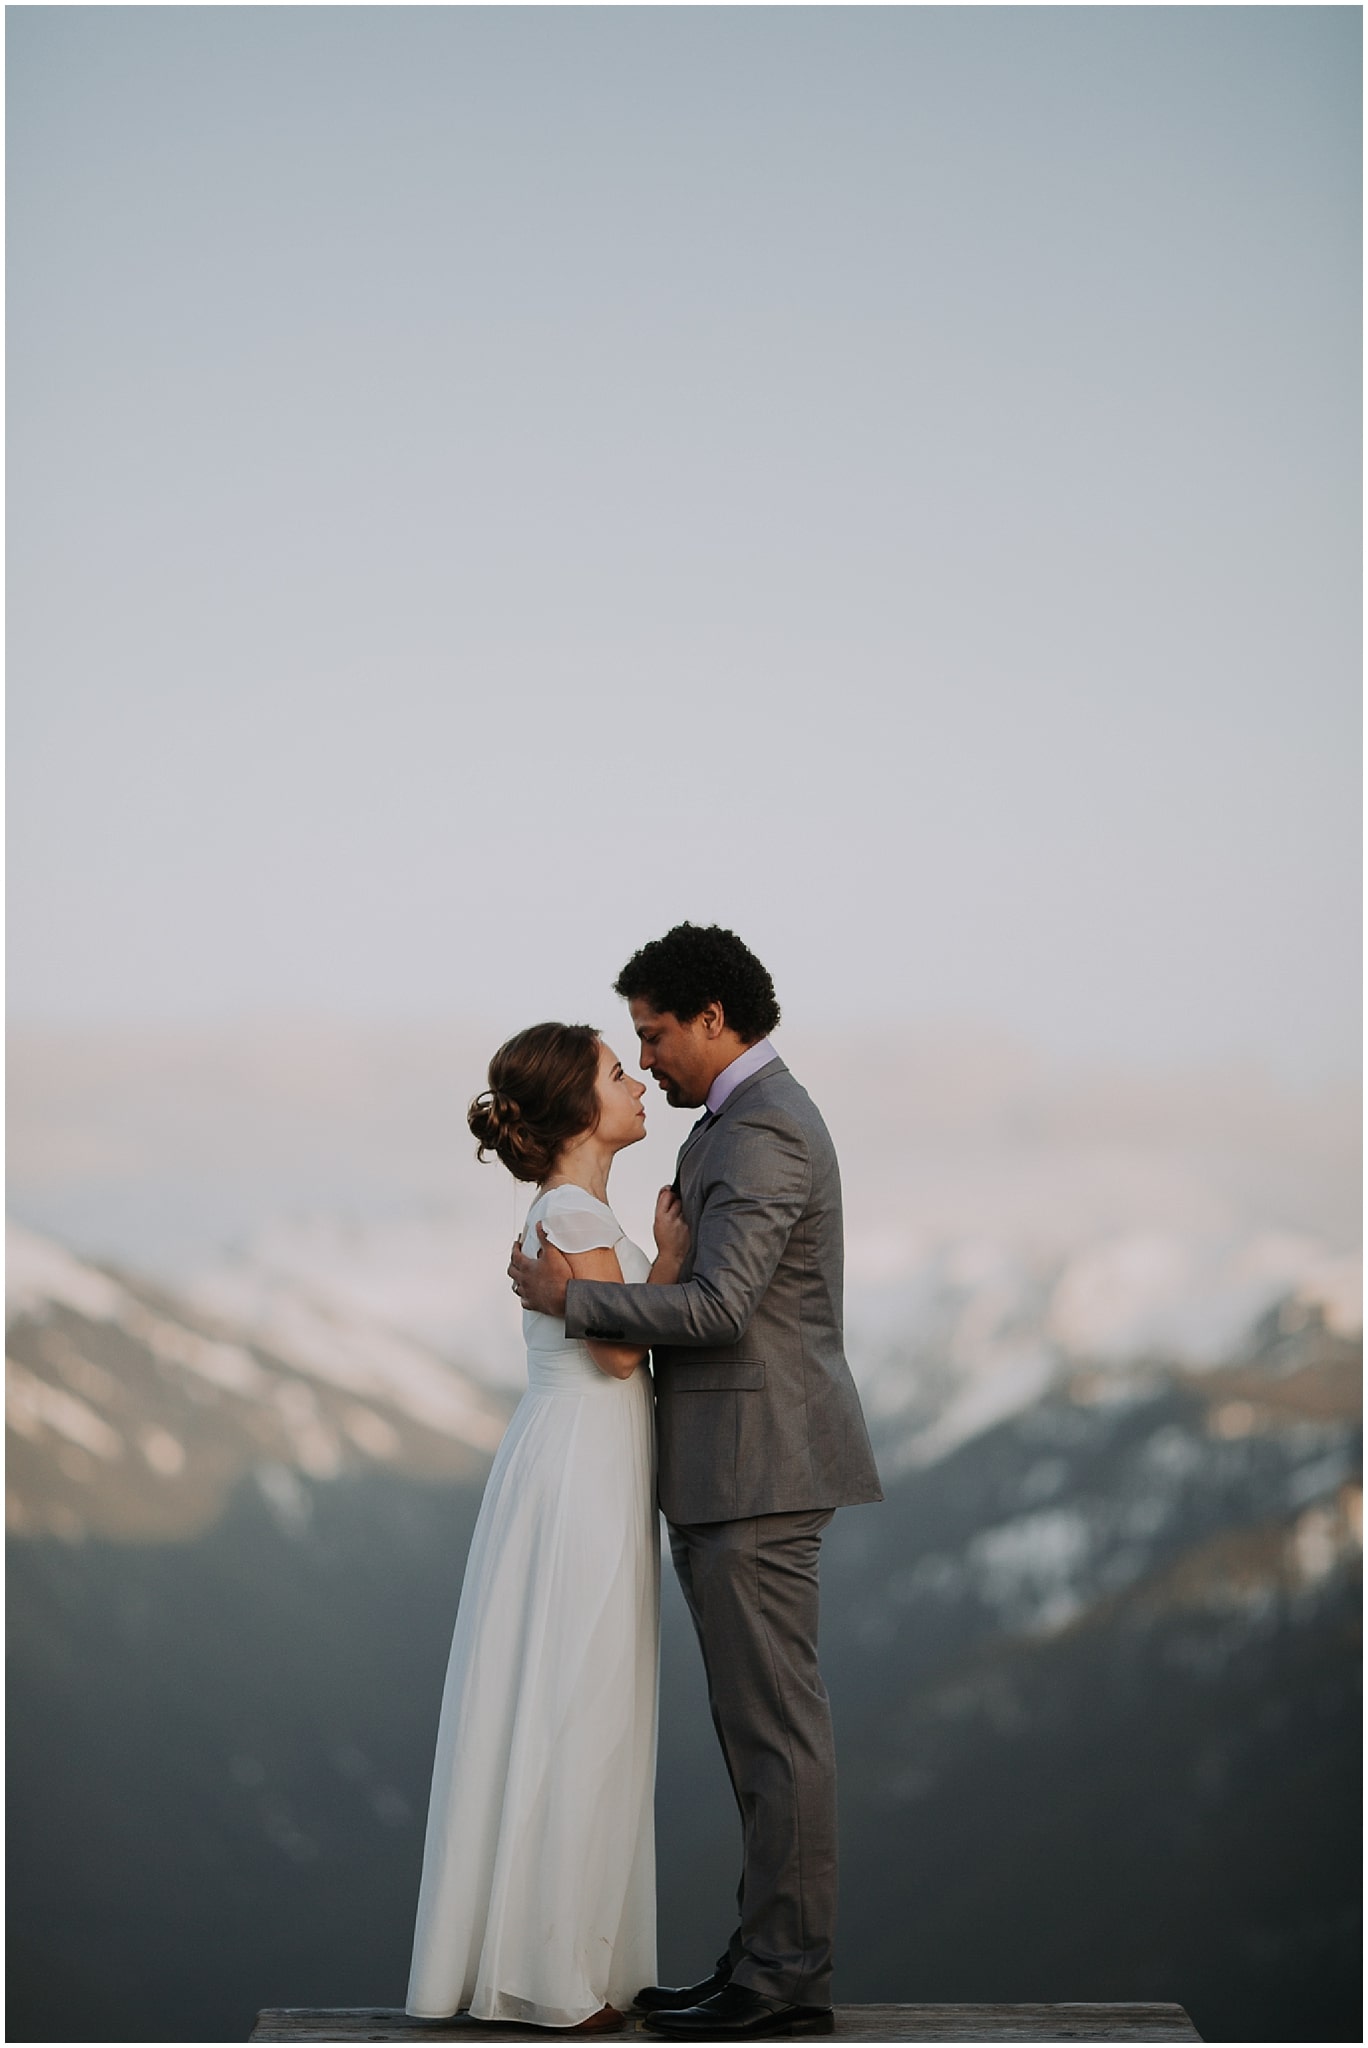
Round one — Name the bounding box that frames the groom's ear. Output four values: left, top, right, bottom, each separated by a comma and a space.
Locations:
698, 1002, 727, 1040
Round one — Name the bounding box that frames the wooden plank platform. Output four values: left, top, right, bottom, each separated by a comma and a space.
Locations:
251, 2005, 1202, 2043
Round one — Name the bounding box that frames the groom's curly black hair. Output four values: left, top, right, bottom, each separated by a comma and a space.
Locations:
614, 923, 781, 1043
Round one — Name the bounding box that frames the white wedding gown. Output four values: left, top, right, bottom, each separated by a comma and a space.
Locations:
405, 1184, 660, 2026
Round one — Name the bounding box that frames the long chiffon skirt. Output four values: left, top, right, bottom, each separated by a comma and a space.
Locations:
405, 1358, 660, 2026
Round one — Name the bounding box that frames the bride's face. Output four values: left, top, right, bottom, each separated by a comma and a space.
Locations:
592, 1040, 648, 1151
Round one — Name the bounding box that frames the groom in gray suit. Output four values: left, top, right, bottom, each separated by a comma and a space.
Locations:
510, 924, 882, 2040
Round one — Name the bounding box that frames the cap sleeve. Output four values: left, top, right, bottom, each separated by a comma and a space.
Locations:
536, 1189, 623, 1258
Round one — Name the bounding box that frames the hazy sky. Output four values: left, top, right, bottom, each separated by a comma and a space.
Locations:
8, 7, 1360, 1083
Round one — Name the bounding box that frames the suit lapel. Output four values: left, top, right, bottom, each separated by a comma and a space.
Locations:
673, 1113, 715, 1183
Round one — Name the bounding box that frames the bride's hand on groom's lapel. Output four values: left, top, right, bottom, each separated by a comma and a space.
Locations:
509, 1225, 572, 1317
652, 1186, 690, 1268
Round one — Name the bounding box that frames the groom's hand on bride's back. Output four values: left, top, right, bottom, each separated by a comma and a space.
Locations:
509, 1225, 572, 1318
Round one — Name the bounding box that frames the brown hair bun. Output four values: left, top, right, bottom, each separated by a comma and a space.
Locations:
467, 1023, 601, 1184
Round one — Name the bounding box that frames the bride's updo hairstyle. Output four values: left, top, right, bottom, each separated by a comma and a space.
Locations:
468, 1022, 602, 1184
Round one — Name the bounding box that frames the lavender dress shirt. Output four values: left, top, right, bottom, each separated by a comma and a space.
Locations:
704, 1036, 779, 1116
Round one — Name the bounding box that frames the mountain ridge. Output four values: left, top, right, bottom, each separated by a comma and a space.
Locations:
6, 1221, 511, 1543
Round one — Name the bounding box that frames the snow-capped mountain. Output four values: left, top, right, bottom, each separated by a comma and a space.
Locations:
834, 1290, 1362, 1665
10, 1016, 1358, 1416
850, 1223, 1360, 1471
7, 1206, 1360, 2046
816, 1298, 1360, 2048
5, 1221, 511, 1542
185, 1208, 532, 1394
178, 1200, 1361, 1479
9, 1181, 1358, 1557
6, 1026, 1361, 2041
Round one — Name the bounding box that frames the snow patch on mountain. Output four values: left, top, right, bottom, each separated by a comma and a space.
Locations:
856, 1221, 1358, 1470
891, 1342, 1057, 1473
185, 1260, 506, 1449
6, 1358, 125, 1460
6, 1220, 513, 1540
188, 1213, 527, 1392
1047, 1227, 1358, 1366
7, 1224, 133, 1326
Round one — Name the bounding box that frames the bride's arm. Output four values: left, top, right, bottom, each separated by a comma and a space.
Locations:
557, 1245, 648, 1380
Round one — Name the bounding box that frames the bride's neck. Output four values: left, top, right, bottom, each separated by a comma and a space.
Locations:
541, 1135, 613, 1205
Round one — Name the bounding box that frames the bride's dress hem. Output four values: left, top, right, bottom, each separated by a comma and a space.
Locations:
404, 1999, 619, 2028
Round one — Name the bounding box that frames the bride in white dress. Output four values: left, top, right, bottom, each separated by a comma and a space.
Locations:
406, 1021, 688, 2033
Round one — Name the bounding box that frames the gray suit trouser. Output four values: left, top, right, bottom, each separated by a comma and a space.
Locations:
667, 1507, 837, 2009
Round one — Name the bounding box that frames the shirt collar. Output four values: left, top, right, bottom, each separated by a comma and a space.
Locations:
705, 1036, 778, 1117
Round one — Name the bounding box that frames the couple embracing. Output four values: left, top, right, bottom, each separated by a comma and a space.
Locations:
405, 924, 882, 2039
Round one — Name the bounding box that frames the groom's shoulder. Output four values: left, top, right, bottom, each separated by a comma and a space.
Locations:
734, 1062, 834, 1147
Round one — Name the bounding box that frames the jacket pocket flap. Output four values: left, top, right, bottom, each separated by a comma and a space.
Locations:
664, 1356, 766, 1392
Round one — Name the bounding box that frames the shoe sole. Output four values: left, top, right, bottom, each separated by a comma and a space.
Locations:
642, 2018, 835, 2040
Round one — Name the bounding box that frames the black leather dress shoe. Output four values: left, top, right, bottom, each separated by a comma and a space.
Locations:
641, 1983, 835, 2038
632, 1968, 732, 2013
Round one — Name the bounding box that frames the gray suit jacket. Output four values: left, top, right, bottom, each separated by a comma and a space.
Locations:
564, 1056, 884, 1524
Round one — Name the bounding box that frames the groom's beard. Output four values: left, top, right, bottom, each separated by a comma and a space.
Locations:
656, 1077, 703, 1110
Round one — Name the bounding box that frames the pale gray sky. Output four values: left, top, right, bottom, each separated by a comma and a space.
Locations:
8, 7, 1360, 1082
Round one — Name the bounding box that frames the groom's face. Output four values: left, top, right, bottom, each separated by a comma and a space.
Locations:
628, 998, 715, 1110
